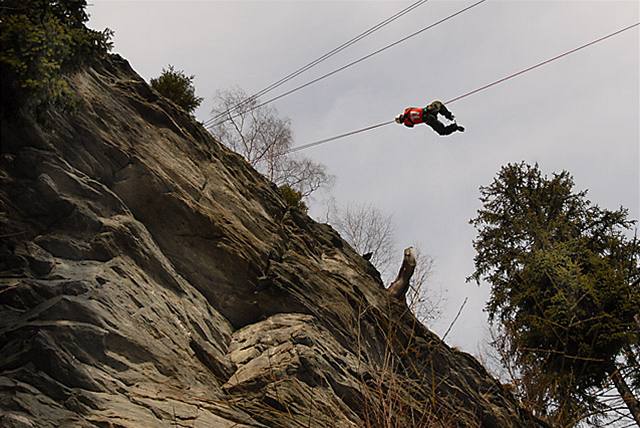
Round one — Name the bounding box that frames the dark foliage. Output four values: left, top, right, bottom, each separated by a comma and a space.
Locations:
150, 65, 203, 115
0, 0, 113, 115
278, 184, 308, 213
469, 162, 640, 423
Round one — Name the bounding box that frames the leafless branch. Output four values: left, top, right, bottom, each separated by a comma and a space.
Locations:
442, 297, 468, 341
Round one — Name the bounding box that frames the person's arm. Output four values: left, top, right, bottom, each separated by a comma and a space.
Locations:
439, 104, 454, 121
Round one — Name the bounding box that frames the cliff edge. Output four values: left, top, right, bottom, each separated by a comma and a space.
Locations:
0, 56, 545, 427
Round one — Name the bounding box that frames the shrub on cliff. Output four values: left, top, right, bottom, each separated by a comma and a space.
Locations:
150, 65, 203, 115
0, 0, 113, 115
278, 185, 308, 213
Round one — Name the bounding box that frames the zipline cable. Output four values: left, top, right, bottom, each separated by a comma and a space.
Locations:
445, 21, 640, 105
288, 120, 394, 154
286, 21, 639, 154
205, 0, 431, 126
207, 0, 488, 129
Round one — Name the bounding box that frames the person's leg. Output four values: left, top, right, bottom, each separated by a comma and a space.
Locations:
425, 114, 458, 135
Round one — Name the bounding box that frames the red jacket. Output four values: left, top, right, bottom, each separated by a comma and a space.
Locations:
402, 107, 425, 127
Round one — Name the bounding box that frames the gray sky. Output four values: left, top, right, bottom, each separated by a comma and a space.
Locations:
88, 0, 639, 356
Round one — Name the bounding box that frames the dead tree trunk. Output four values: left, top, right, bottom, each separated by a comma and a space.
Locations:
607, 365, 640, 426
387, 247, 417, 300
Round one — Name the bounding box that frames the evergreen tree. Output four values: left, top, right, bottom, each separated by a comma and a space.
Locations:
150, 65, 202, 114
0, 0, 113, 115
469, 162, 640, 425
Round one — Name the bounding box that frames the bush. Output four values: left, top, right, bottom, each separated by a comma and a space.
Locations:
0, 0, 113, 115
150, 65, 203, 115
278, 185, 308, 213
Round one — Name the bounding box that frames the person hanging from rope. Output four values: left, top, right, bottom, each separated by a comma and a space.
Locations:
394, 101, 464, 135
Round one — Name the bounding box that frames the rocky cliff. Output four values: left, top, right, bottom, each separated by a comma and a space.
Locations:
0, 56, 546, 427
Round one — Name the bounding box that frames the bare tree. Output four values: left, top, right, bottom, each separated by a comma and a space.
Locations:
327, 201, 443, 324
209, 87, 332, 198
405, 246, 442, 324
327, 201, 396, 279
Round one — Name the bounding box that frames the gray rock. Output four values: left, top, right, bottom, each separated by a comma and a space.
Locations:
0, 55, 547, 427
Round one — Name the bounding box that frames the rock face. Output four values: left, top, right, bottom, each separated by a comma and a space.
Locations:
0, 56, 546, 427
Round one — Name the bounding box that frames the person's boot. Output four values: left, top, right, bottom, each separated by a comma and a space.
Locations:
456, 124, 465, 132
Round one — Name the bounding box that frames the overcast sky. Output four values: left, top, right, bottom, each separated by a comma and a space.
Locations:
88, 0, 639, 357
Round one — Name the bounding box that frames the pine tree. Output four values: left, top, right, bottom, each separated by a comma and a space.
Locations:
0, 0, 113, 115
150, 65, 202, 114
469, 162, 640, 425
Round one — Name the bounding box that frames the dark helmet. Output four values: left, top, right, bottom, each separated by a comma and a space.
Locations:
427, 101, 443, 113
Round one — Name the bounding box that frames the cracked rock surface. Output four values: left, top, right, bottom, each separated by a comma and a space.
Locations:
1, 56, 546, 427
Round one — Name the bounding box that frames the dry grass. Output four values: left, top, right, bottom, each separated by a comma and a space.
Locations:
354, 303, 482, 428
221, 301, 499, 427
